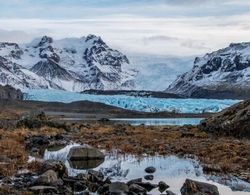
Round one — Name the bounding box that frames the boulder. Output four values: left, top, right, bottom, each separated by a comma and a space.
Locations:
67, 146, 105, 161
180, 179, 219, 195
199, 100, 250, 138
109, 182, 129, 194
39, 160, 67, 178
35, 170, 58, 185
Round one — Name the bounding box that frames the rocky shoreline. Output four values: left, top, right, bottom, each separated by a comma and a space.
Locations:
0, 155, 221, 195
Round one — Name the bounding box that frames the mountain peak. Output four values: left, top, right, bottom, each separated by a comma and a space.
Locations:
166, 41, 250, 99
29, 35, 54, 48
85, 34, 99, 42
229, 42, 250, 49
0, 35, 136, 92
38, 36, 53, 47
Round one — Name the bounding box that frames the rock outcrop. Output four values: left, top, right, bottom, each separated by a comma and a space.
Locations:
199, 100, 250, 138
0, 85, 23, 100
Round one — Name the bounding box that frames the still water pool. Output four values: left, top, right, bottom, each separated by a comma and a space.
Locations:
43, 144, 250, 195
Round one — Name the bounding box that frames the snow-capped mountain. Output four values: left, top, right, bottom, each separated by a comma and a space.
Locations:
0, 35, 137, 92
166, 42, 250, 99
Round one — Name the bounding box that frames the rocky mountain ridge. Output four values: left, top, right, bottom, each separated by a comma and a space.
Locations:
0, 35, 137, 92
166, 42, 250, 99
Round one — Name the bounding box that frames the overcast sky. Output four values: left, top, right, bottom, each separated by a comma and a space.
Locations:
0, 0, 250, 56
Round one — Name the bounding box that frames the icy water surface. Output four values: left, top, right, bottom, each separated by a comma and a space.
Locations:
25, 89, 239, 113
110, 118, 203, 126
43, 144, 250, 195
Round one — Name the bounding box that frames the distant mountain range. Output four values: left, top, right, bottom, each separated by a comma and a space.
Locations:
0, 35, 249, 99
0, 35, 137, 92
166, 42, 250, 99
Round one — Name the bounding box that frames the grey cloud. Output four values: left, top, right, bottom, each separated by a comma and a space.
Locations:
143, 35, 179, 42
143, 35, 179, 45
0, 29, 32, 43
181, 39, 209, 50
161, 0, 226, 6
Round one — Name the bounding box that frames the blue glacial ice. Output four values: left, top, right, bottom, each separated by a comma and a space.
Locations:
24, 89, 240, 113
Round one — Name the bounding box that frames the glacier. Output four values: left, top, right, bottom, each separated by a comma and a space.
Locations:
24, 89, 240, 113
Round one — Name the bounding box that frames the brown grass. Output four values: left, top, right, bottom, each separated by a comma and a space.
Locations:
0, 129, 28, 176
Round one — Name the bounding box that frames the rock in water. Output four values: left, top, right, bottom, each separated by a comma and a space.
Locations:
199, 100, 250, 138
158, 181, 169, 193
144, 175, 154, 180
67, 146, 105, 160
0, 85, 23, 100
180, 179, 219, 195
145, 166, 156, 174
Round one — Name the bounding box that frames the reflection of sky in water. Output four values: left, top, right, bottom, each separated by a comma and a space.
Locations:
110, 118, 203, 126
43, 144, 250, 195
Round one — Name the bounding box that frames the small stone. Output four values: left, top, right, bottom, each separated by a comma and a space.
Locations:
158, 181, 169, 193
40, 160, 67, 178
144, 175, 154, 180
145, 166, 156, 174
